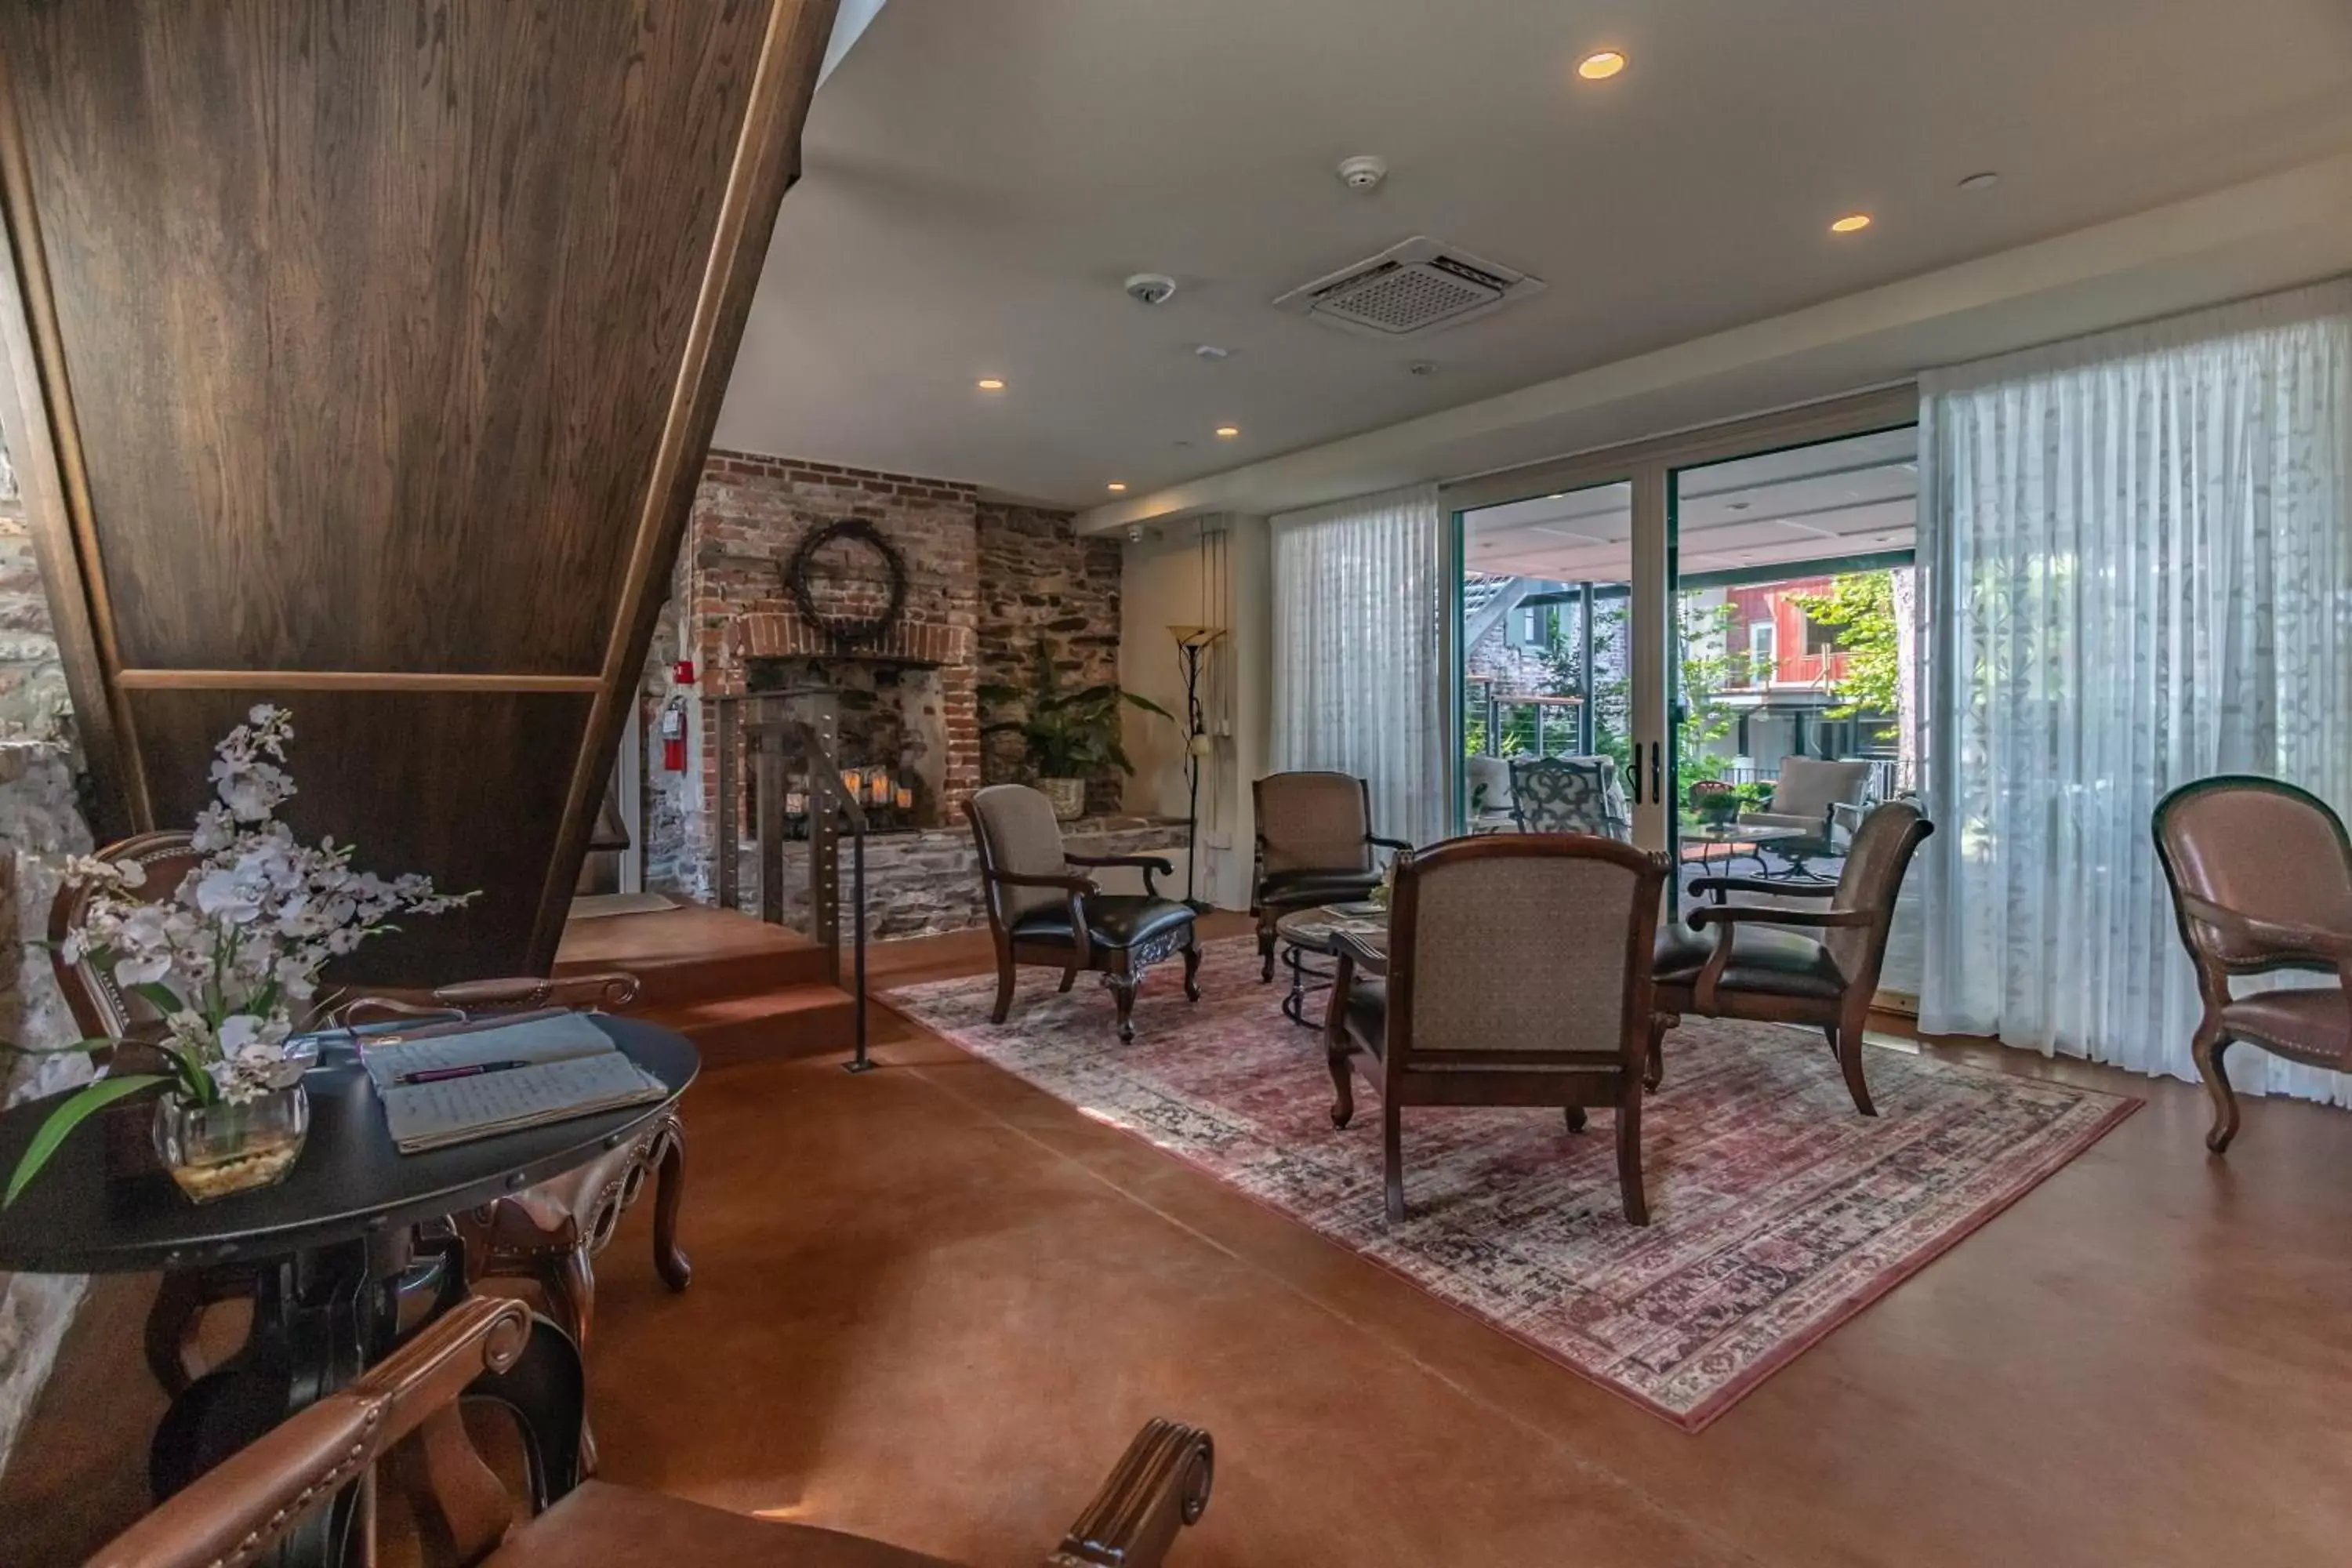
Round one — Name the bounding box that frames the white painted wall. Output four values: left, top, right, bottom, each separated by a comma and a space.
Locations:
1119, 515, 1272, 910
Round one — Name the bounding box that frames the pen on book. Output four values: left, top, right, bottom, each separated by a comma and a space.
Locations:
397, 1060, 532, 1086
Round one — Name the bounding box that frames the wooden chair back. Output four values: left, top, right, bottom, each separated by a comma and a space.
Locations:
1822, 800, 1933, 990
969, 783, 1069, 925
48, 831, 205, 1046
2154, 775, 2352, 988
1253, 771, 1375, 876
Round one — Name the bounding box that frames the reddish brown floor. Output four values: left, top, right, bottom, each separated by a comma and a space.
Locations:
10, 915, 2352, 1565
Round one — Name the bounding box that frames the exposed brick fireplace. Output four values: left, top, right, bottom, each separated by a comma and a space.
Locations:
640, 450, 1182, 938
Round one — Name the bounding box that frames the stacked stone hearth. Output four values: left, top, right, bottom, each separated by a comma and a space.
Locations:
642, 452, 1183, 939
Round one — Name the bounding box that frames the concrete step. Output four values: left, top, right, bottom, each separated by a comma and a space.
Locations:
638, 982, 862, 1069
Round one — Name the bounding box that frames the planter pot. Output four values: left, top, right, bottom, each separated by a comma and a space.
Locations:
154, 1083, 309, 1203
1039, 777, 1087, 822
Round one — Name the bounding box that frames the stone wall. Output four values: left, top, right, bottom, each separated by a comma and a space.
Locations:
641, 452, 1134, 934
0, 434, 96, 1479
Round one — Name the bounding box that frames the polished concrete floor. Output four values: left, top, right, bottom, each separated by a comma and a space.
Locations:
10, 916, 2352, 1566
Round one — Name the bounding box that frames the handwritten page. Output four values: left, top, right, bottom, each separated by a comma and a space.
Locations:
361, 1011, 618, 1094
379, 1051, 666, 1154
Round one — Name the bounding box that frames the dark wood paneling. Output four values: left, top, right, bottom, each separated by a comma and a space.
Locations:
0, 0, 775, 677
129, 688, 592, 984
0, 0, 839, 978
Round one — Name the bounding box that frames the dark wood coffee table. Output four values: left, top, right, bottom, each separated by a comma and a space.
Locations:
1272, 903, 1390, 1028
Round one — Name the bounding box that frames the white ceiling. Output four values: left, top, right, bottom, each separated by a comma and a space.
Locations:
1467, 428, 1915, 581
720, 0, 2352, 510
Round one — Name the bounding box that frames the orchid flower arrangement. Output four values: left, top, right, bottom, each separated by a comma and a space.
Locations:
5, 705, 475, 1204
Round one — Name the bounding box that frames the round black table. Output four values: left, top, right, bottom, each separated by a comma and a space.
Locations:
0, 1014, 696, 1566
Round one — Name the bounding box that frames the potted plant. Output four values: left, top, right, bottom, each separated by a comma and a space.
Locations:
4, 706, 474, 1206
978, 641, 1175, 821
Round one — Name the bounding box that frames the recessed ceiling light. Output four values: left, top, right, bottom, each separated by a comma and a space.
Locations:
1577, 50, 1627, 80
1194, 344, 1231, 361
1830, 213, 1872, 234
1214, 425, 1240, 438
1106, 482, 1127, 492
976, 378, 1005, 390
1958, 171, 2001, 191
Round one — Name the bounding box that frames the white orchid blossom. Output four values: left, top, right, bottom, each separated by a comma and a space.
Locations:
55, 705, 476, 1105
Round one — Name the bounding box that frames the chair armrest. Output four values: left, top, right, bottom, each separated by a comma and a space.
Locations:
1686, 876, 1837, 902
2178, 895, 2352, 959
1065, 852, 1174, 897
86, 1296, 535, 1568
1689, 904, 1872, 930
989, 869, 1103, 895
435, 972, 642, 1013
1367, 836, 1413, 855
1044, 1418, 1214, 1568
1330, 927, 1390, 975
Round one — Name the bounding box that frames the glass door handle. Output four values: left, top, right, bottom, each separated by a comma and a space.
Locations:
1651, 741, 1664, 806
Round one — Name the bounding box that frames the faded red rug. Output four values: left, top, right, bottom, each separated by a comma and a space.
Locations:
882, 938, 2138, 1430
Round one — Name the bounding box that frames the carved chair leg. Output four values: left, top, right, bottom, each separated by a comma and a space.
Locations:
1563, 1105, 1588, 1133
2192, 1022, 2240, 1154
1644, 1030, 1665, 1092
143, 1270, 212, 1396
990, 956, 1016, 1025
542, 1242, 596, 1357
1258, 924, 1276, 982
1181, 939, 1202, 1003
1326, 1040, 1355, 1129
1381, 1100, 1405, 1223
1830, 1022, 1877, 1117
652, 1121, 691, 1293
1107, 968, 1139, 1044
1058, 967, 1077, 994
1617, 1082, 1649, 1226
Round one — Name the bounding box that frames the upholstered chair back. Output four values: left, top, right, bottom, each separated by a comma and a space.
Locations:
970, 784, 1069, 924
2155, 777, 2352, 973
1768, 757, 1873, 822
1254, 771, 1374, 875
1824, 800, 1932, 982
1508, 755, 1629, 839
1390, 837, 1665, 1062
49, 830, 205, 1044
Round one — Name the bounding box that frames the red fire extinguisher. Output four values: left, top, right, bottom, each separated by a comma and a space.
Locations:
660, 700, 688, 772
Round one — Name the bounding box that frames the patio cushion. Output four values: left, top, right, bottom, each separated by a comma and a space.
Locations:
1651, 920, 1846, 1000
1010, 895, 1194, 952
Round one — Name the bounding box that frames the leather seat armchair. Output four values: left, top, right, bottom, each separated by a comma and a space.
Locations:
2153, 775, 2352, 1152
971, 784, 1200, 1041
1652, 800, 1931, 1116
83, 1294, 1218, 1568
1249, 771, 1409, 982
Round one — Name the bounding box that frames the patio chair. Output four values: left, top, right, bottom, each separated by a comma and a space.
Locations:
2152, 775, 2352, 1152
1464, 754, 1517, 833
84, 1293, 1218, 1568
1508, 754, 1631, 840
1250, 771, 1410, 982
1653, 800, 1931, 1116
1323, 835, 1674, 1225
1740, 757, 1874, 880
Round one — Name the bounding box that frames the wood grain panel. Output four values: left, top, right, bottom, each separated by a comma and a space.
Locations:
0, 0, 840, 977
129, 688, 591, 984
1, 0, 769, 675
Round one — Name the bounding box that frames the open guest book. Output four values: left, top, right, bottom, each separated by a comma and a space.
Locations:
360, 1011, 666, 1155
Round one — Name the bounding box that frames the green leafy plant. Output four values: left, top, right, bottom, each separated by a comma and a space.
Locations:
1789, 571, 1902, 738
978, 641, 1176, 779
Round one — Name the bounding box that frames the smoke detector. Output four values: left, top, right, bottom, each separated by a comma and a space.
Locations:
1272, 236, 1544, 339
1336, 155, 1388, 192
1124, 272, 1178, 307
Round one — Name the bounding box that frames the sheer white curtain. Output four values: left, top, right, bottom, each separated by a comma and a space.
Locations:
1269, 483, 1447, 846
1918, 278, 2352, 1102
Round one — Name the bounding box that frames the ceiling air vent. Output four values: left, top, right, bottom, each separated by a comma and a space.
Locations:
1272, 236, 1544, 339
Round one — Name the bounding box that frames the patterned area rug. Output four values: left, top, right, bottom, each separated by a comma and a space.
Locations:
882, 938, 2138, 1431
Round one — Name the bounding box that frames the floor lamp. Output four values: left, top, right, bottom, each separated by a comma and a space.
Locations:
1167, 624, 1225, 913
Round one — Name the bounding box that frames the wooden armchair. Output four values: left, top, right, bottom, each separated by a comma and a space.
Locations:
83, 1294, 1218, 1568
2153, 775, 2352, 1152
971, 784, 1200, 1042
1652, 800, 1931, 1116
1324, 835, 1674, 1225
50, 833, 685, 1403
1250, 771, 1410, 980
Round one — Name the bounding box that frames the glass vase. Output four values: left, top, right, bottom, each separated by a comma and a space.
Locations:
152, 1083, 309, 1203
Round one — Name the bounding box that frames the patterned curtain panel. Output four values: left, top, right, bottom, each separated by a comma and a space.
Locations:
1269, 483, 1447, 848
1918, 278, 2352, 1103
